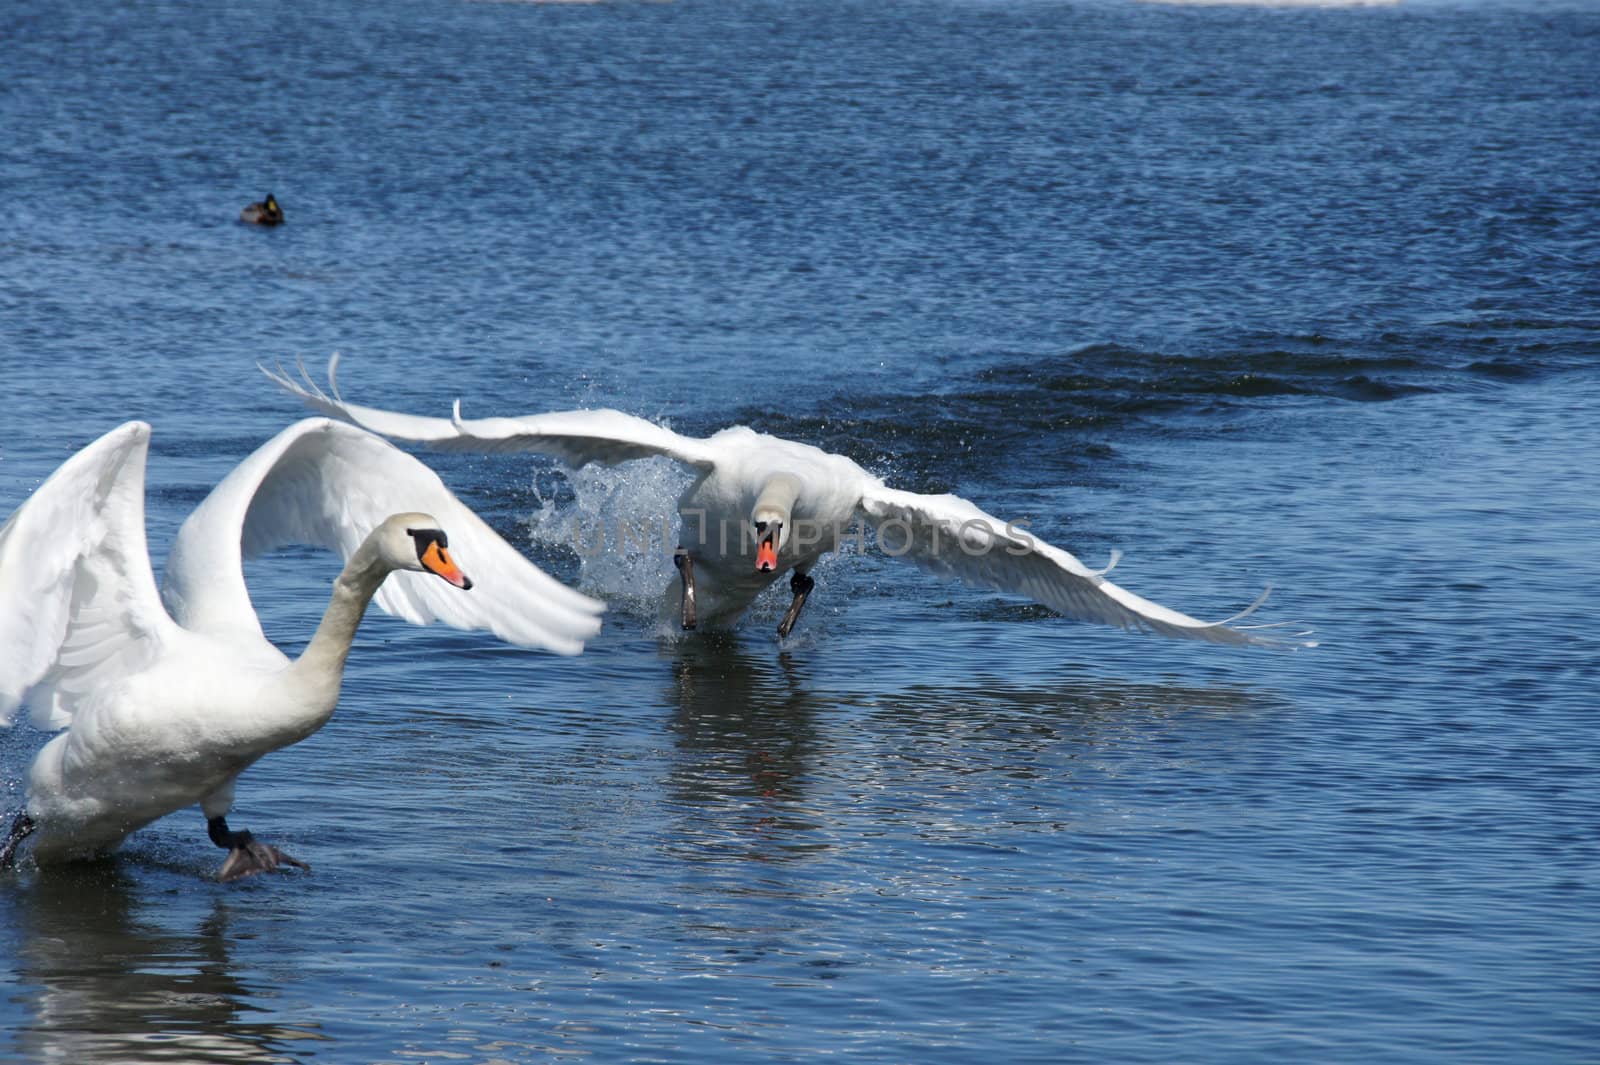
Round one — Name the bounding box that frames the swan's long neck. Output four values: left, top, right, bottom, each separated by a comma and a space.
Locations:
753, 473, 802, 526
284, 536, 395, 728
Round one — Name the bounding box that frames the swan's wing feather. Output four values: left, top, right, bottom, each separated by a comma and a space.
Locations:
0, 423, 179, 729
859, 485, 1311, 649
446, 405, 718, 471
163, 418, 603, 656
262, 355, 717, 471
260, 356, 470, 445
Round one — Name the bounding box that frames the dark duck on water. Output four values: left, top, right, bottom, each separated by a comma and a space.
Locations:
240, 193, 284, 226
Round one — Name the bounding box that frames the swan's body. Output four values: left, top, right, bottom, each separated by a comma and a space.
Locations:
660, 427, 866, 628
0, 418, 603, 878
269, 359, 1310, 650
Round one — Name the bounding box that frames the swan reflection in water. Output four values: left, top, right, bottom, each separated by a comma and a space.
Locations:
3, 862, 325, 1064
656, 628, 1286, 871
660, 635, 830, 866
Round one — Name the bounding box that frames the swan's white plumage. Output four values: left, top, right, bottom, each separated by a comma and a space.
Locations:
858, 485, 1280, 647
164, 418, 603, 655
447, 405, 720, 471
0, 418, 605, 867
0, 422, 176, 730
262, 355, 717, 470
267, 357, 1310, 649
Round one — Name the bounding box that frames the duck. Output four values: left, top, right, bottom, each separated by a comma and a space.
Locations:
266, 357, 1311, 649
239, 193, 284, 226
0, 417, 604, 880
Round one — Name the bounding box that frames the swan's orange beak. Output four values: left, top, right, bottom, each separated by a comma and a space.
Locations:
756, 532, 779, 573
421, 541, 473, 590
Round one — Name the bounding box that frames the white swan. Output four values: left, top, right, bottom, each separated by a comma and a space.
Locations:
0, 418, 604, 880
267, 357, 1312, 649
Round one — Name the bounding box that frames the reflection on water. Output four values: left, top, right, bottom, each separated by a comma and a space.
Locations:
660, 635, 830, 865
3, 863, 324, 1065
656, 630, 1283, 873
643, 634, 1294, 1022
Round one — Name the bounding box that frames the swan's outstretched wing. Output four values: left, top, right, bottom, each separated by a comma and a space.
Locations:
263, 355, 718, 471
859, 484, 1311, 649
0, 423, 182, 729
163, 418, 604, 656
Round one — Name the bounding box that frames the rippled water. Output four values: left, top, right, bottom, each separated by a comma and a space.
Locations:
3, 0, 1598, 1062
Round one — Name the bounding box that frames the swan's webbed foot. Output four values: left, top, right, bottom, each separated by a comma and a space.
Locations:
777, 571, 815, 638
1, 811, 36, 868
218, 838, 309, 882
674, 547, 698, 630
208, 816, 309, 882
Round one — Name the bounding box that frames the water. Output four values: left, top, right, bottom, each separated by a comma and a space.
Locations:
2, 0, 1598, 1061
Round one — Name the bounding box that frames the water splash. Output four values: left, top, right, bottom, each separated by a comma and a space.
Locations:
522, 457, 694, 617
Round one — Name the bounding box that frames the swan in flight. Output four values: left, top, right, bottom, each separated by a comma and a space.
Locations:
0, 418, 604, 880
266, 357, 1310, 649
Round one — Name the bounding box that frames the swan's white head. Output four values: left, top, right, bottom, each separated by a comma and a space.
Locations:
751, 474, 802, 573
378, 512, 473, 590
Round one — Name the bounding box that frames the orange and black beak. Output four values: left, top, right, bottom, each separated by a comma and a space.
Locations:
755, 522, 780, 573
412, 529, 473, 590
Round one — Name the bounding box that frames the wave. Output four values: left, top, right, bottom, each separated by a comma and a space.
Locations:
701, 322, 1593, 488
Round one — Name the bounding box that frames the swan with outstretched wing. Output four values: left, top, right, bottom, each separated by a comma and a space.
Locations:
266, 356, 1311, 649
1, 418, 603, 880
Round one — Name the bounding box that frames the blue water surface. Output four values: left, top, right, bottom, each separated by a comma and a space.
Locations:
2, 0, 1598, 1062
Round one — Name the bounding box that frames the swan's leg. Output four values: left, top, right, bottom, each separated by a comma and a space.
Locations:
207, 815, 310, 882
674, 547, 698, 630
0, 811, 35, 868
777, 570, 815, 638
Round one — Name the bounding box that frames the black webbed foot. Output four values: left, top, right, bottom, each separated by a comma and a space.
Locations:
208, 816, 310, 882
777, 571, 816, 638
218, 837, 310, 882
